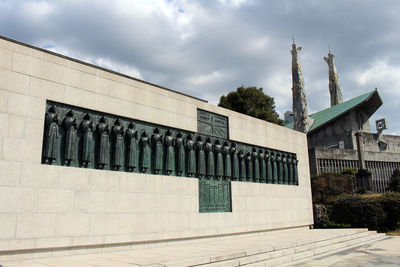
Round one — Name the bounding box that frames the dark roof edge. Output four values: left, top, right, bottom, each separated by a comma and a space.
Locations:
0, 35, 207, 103
308, 90, 382, 134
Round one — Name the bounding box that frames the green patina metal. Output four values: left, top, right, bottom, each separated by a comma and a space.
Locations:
42, 101, 299, 213
197, 109, 228, 139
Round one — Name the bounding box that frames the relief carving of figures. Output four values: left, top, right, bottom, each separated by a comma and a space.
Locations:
238, 150, 245, 181
152, 128, 163, 174
293, 155, 299, 185
175, 132, 185, 176
258, 149, 266, 182
276, 152, 283, 184
230, 143, 239, 180
214, 140, 223, 179
204, 138, 214, 179
252, 148, 259, 182
111, 119, 124, 170
282, 153, 288, 184
164, 130, 175, 175
222, 141, 231, 180
96, 117, 109, 169
288, 155, 293, 185
271, 151, 277, 183
185, 134, 196, 177
195, 136, 205, 178
139, 131, 150, 173
43, 106, 59, 164
245, 152, 253, 180
125, 122, 138, 172
81, 114, 94, 167
62, 110, 77, 165
266, 150, 272, 183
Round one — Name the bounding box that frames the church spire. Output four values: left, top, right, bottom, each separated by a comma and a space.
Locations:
324, 51, 343, 106
291, 41, 309, 133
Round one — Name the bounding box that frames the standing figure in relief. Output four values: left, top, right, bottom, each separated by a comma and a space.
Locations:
164, 130, 175, 175
63, 110, 77, 165
293, 155, 299, 185
111, 119, 124, 170
44, 106, 59, 164
266, 150, 272, 183
238, 150, 245, 181
282, 153, 288, 184
140, 131, 150, 173
246, 152, 253, 181
271, 151, 277, 183
259, 149, 266, 182
276, 152, 283, 184
125, 122, 138, 172
195, 136, 206, 178
222, 141, 231, 180
288, 155, 293, 185
204, 138, 214, 179
185, 134, 196, 177
96, 117, 109, 169
152, 128, 163, 174
252, 148, 259, 182
230, 143, 239, 180
81, 113, 94, 167
214, 140, 223, 179
175, 132, 185, 176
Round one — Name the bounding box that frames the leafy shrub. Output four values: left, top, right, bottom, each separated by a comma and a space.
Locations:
311, 172, 354, 204
378, 193, 400, 231
387, 169, 400, 192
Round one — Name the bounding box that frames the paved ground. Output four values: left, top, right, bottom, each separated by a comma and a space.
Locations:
287, 236, 400, 267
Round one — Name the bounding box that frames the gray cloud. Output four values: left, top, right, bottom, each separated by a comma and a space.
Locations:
1, 0, 400, 133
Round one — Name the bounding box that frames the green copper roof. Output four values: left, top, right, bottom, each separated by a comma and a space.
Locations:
285, 90, 380, 133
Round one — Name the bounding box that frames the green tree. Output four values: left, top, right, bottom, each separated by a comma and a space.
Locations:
388, 169, 400, 192
218, 86, 284, 125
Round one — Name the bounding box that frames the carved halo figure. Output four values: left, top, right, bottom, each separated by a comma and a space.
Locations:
222, 141, 231, 180
259, 149, 266, 182
139, 131, 150, 173
271, 151, 277, 183
214, 140, 223, 179
111, 119, 124, 170
96, 117, 109, 169
185, 134, 196, 177
43, 106, 59, 164
245, 152, 253, 181
282, 153, 288, 184
276, 152, 283, 184
81, 113, 94, 167
238, 150, 245, 181
62, 110, 77, 165
230, 143, 239, 180
175, 132, 185, 176
125, 122, 138, 172
252, 148, 259, 182
204, 137, 214, 179
195, 136, 205, 178
266, 150, 272, 183
164, 130, 175, 175
152, 128, 163, 174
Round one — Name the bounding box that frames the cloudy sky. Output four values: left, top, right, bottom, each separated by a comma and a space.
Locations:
1, 0, 400, 133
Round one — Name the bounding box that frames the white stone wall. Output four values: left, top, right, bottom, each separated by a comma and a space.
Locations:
0, 37, 313, 253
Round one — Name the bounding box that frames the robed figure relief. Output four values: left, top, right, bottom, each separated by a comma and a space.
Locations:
139, 131, 150, 173
245, 152, 253, 180
175, 132, 185, 176
259, 149, 266, 182
276, 152, 283, 184
282, 153, 288, 184
230, 143, 239, 180
287, 155, 293, 185
293, 155, 299, 185
214, 140, 223, 179
164, 130, 175, 175
125, 122, 138, 172
204, 138, 214, 179
195, 136, 205, 178
185, 134, 196, 177
96, 117, 109, 169
81, 114, 94, 167
222, 141, 231, 180
266, 150, 272, 183
238, 150, 245, 181
111, 119, 124, 170
252, 148, 259, 182
44, 106, 59, 164
271, 151, 277, 183
152, 128, 163, 174
63, 110, 77, 165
